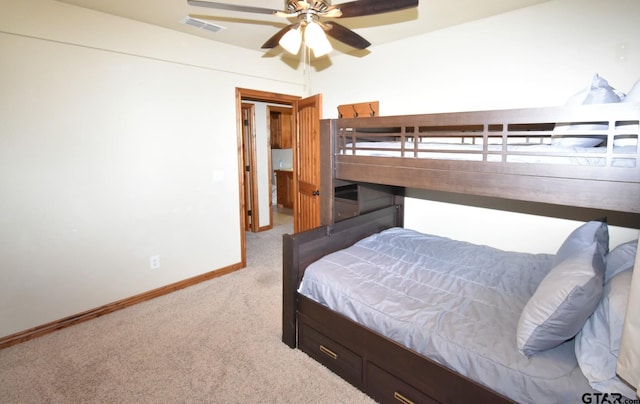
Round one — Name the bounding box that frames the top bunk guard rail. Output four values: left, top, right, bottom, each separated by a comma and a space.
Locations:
327, 103, 640, 214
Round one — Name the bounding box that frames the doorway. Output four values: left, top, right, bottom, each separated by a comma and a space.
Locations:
235, 88, 300, 267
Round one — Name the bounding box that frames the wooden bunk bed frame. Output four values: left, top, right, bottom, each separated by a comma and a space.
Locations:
283, 103, 640, 404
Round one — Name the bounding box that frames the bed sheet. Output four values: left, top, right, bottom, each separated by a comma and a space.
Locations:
298, 227, 596, 403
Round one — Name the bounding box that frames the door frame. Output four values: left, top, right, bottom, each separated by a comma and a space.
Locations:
235, 88, 300, 267
241, 102, 258, 232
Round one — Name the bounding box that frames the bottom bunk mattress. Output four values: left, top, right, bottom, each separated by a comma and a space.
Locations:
297, 227, 595, 403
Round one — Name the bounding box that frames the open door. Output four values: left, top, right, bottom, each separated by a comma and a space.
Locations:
293, 94, 322, 233
235, 88, 322, 266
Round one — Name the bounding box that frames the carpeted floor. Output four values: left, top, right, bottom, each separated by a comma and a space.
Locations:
0, 209, 375, 404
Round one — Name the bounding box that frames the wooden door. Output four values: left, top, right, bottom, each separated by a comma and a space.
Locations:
294, 94, 322, 233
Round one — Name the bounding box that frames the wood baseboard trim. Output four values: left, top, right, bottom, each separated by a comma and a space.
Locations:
0, 263, 243, 350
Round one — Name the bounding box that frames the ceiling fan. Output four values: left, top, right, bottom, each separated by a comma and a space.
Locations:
187, 0, 419, 57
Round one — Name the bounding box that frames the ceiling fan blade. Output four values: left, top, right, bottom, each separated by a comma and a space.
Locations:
261, 24, 296, 49
323, 21, 371, 50
334, 0, 418, 18
187, 0, 278, 16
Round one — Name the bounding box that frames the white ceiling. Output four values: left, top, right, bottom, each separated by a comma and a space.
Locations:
57, 0, 550, 57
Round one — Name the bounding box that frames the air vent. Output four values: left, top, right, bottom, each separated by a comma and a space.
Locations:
181, 17, 226, 33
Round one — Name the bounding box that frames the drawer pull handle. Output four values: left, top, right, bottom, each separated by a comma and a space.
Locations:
319, 345, 338, 360
394, 392, 415, 404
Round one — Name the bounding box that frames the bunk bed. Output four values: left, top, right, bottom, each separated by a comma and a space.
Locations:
282, 102, 640, 404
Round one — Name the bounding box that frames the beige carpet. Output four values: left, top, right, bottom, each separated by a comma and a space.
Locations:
0, 212, 375, 404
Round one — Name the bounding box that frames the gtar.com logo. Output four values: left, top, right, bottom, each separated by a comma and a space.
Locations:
581, 393, 624, 404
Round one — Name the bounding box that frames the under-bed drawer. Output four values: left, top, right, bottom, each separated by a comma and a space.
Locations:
299, 323, 362, 386
366, 363, 437, 404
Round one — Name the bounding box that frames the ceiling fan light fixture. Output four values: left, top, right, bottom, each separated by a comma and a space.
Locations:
304, 21, 332, 57
279, 26, 302, 55
189, 0, 419, 56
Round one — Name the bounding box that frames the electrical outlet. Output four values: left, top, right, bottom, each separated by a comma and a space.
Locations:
150, 255, 160, 270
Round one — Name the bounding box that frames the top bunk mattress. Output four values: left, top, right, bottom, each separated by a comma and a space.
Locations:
298, 227, 595, 403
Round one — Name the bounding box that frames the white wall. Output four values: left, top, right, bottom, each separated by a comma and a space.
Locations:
1, 0, 638, 340
272, 149, 294, 171
0, 0, 304, 338
316, 0, 640, 253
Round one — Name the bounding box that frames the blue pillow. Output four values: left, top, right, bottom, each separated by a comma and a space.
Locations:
554, 220, 609, 266
605, 240, 637, 283
517, 221, 608, 357
575, 269, 637, 398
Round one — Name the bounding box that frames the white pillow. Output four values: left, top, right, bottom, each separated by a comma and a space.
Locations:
584, 74, 622, 104
613, 135, 638, 147
622, 79, 640, 103
615, 79, 640, 147
563, 88, 589, 106
551, 137, 604, 148
517, 221, 608, 357
575, 269, 637, 398
553, 74, 621, 148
